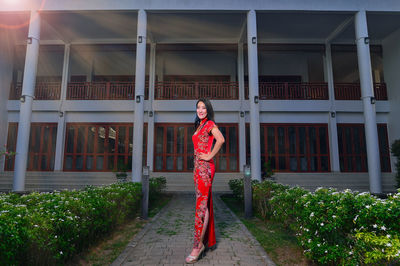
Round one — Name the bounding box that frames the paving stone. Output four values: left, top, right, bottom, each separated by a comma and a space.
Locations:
112, 194, 275, 266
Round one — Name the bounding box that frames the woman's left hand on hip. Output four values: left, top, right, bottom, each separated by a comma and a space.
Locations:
198, 152, 212, 161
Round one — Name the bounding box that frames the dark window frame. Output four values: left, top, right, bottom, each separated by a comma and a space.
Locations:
153, 123, 239, 172
63, 123, 147, 172
246, 123, 331, 173
337, 123, 391, 172
4, 123, 58, 171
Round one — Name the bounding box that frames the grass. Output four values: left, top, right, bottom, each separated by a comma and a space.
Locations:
69, 193, 172, 266
220, 194, 314, 266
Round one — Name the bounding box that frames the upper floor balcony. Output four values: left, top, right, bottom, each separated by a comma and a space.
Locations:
8, 79, 388, 101
154, 81, 239, 100
66, 81, 149, 100
6, 43, 389, 101
245, 82, 329, 100
9, 81, 62, 100
334, 83, 388, 100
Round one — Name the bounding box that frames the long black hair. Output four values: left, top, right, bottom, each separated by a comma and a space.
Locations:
194, 98, 215, 130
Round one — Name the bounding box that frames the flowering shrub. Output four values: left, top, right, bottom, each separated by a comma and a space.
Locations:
0, 178, 165, 265
251, 181, 286, 220
229, 179, 400, 264
392, 139, 400, 188
228, 178, 259, 201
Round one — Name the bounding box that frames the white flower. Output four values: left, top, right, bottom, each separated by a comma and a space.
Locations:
387, 234, 391, 238
373, 224, 378, 228
325, 250, 328, 253
381, 226, 387, 231
308, 239, 311, 243
317, 243, 321, 247
60, 251, 63, 255
34, 225, 38, 227
349, 251, 353, 255
366, 205, 371, 209
386, 243, 392, 247
310, 212, 314, 217
332, 215, 336, 219
320, 223, 324, 226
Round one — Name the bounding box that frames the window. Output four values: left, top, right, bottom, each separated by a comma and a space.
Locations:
214, 124, 239, 172
154, 124, 194, 172
154, 123, 239, 172
246, 124, 330, 172
64, 123, 147, 171
4, 123, 57, 171
337, 124, 391, 172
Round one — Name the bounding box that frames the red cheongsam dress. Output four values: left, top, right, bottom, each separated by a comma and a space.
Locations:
191, 118, 217, 249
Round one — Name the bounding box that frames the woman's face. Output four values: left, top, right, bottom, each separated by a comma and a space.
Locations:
197, 101, 207, 120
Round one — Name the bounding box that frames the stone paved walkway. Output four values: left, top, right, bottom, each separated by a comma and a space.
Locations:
112, 194, 275, 266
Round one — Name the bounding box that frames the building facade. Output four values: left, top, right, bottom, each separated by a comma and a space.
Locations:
0, 0, 399, 192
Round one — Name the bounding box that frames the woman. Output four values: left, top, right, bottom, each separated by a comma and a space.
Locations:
186, 98, 225, 264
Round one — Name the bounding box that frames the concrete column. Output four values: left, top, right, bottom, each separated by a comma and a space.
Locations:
324, 43, 340, 172
132, 9, 147, 182
147, 43, 156, 171
237, 43, 246, 172
0, 30, 13, 172
247, 10, 261, 181
54, 44, 70, 171
355, 10, 382, 194
13, 11, 41, 191
54, 116, 65, 171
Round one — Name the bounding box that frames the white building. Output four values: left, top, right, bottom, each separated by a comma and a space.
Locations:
0, 0, 399, 193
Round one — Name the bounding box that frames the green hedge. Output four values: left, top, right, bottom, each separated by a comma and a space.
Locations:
229, 179, 400, 265
0, 177, 166, 265
392, 139, 400, 188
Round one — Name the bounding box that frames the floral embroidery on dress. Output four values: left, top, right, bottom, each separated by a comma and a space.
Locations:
191, 119, 217, 249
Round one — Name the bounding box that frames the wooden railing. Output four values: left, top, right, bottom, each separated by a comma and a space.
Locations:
8, 81, 388, 101
9, 82, 61, 100
155, 81, 239, 100
67, 82, 149, 100
334, 83, 388, 100
245, 82, 329, 100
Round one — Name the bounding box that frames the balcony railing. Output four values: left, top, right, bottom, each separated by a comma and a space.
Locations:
9, 82, 61, 100
245, 82, 329, 100
8, 81, 388, 101
67, 81, 149, 100
334, 83, 388, 100
154, 81, 239, 100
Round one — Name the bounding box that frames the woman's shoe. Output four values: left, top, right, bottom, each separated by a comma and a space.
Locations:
185, 245, 205, 264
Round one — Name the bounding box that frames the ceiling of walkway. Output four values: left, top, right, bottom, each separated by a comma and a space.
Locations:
334, 12, 400, 43
147, 12, 246, 43
40, 11, 138, 42
257, 12, 353, 43
0, 12, 29, 43
1, 11, 400, 45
